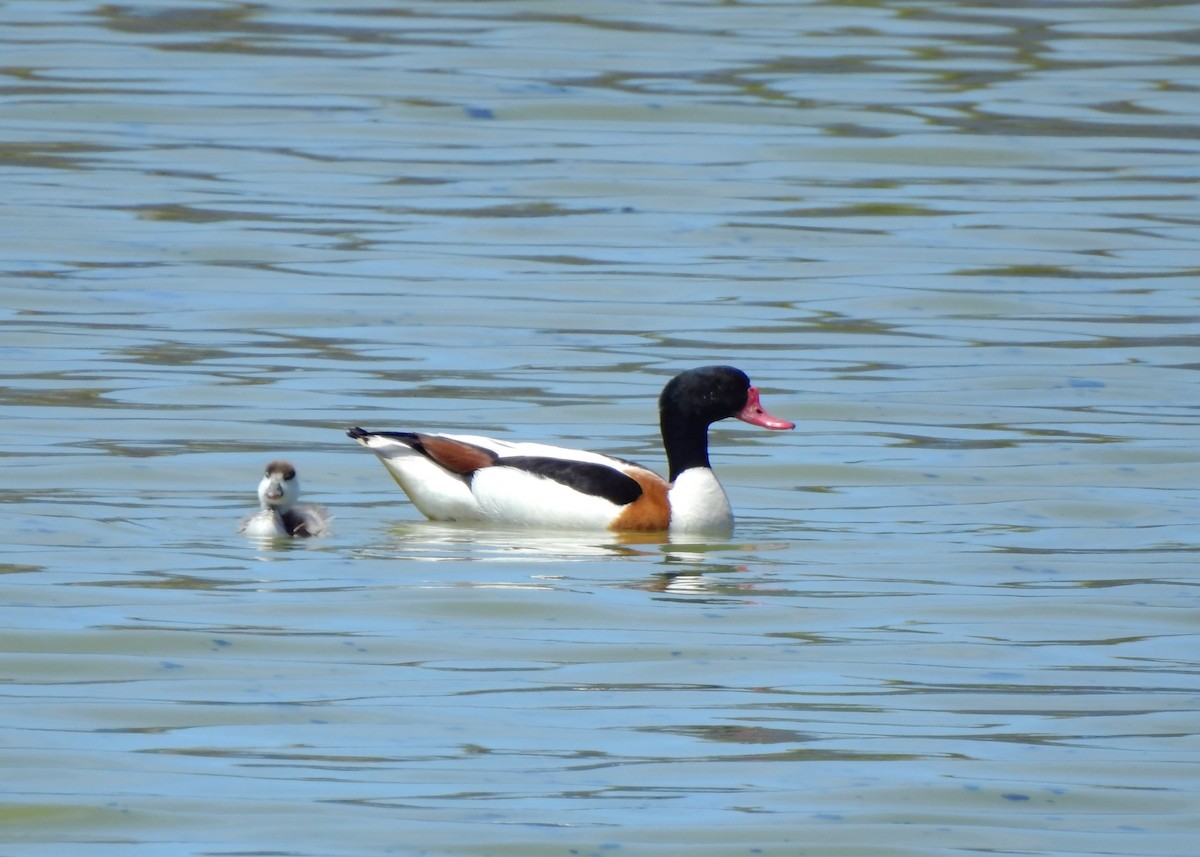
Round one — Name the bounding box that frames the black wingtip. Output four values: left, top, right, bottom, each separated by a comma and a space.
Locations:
346, 426, 370, 440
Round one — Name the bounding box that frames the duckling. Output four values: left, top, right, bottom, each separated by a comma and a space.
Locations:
239, 460, 330, 538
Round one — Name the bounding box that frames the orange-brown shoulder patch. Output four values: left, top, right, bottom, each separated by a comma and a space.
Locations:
610, 467, 671, 532
416, 434, 497, 475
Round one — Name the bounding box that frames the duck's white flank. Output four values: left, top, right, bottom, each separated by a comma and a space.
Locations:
356, 432, 650, 528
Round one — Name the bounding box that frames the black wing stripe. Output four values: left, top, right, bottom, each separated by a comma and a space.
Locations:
495, 456, 643, 506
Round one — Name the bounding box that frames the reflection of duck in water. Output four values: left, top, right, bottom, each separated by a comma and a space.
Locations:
347, 366, 793, 535
239, 460, 330, 538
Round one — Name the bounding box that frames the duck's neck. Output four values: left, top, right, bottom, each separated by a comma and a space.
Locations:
661, 412, 712, 483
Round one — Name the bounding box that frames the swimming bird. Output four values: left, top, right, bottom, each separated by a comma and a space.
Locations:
238, 460, 331, 538
346, 365, 793, 534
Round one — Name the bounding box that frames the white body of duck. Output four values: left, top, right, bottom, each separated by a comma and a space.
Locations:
347, 366, 793, 535
239, 460, 330, 538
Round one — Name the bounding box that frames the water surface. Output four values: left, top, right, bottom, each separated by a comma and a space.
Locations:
2, 1, 1198, 855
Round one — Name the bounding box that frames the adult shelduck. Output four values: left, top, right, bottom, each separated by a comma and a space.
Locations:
239, 460, 331, 538
346, 366, 793, 534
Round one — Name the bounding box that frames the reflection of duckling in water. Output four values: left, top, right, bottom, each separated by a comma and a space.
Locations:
239, 460, 330, 538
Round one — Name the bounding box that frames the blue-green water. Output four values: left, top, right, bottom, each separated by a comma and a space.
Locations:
2, 2, 1197, 855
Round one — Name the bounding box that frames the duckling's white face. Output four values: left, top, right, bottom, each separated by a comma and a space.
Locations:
258, 461, 300, 510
